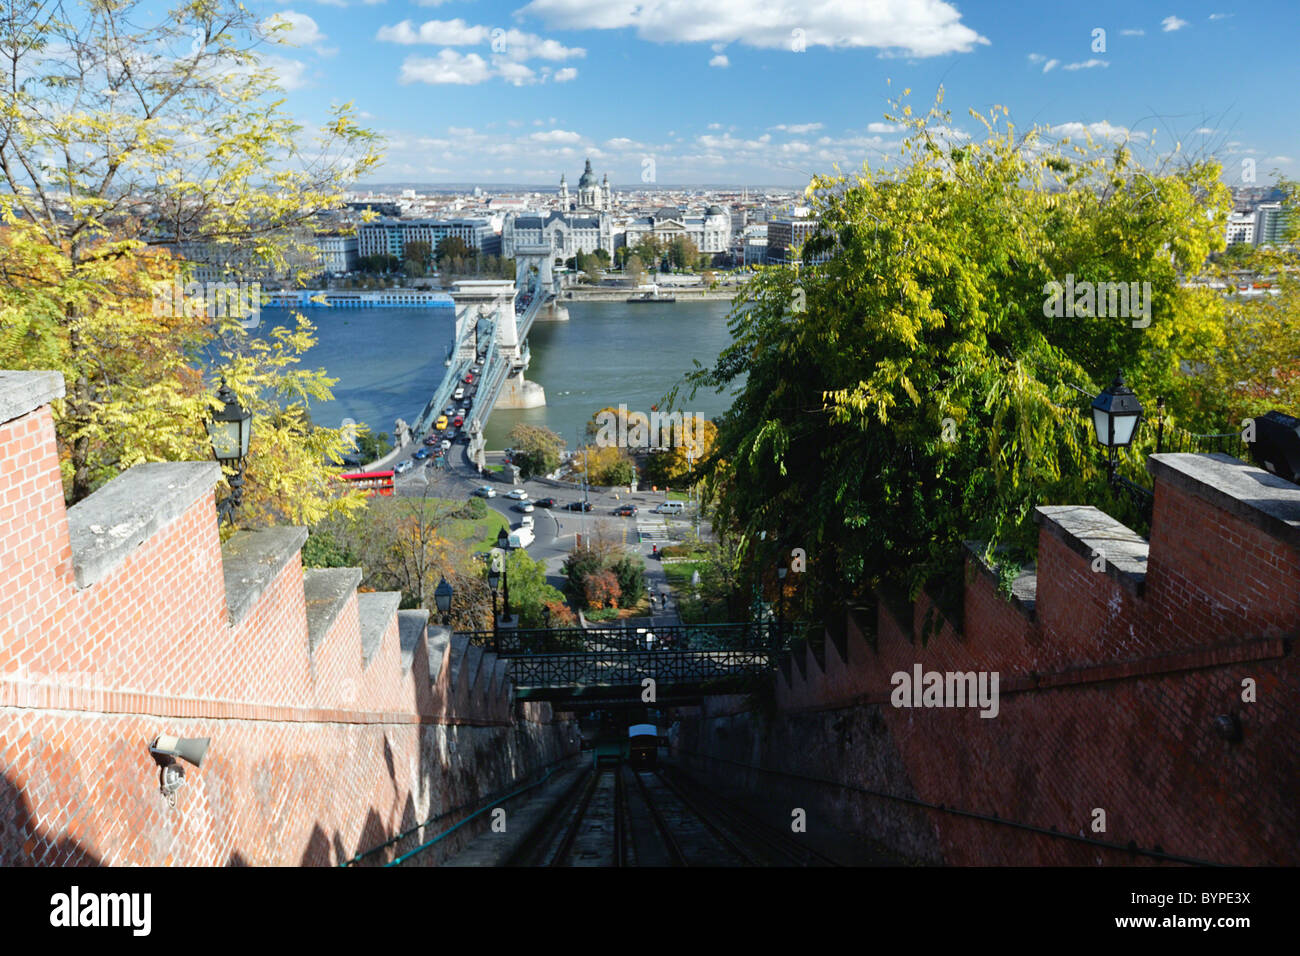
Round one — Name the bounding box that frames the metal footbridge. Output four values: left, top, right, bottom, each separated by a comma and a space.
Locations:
459, 622, 791, 705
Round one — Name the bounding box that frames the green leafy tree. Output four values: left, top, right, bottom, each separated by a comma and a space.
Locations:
610, 555, 647, 606
625, 255, 645, 286
436, 236, 471, 263
682, 93, 1232, 621
502, 548, 567, 627
507, 423, 565, 478
404, 240, 432, 267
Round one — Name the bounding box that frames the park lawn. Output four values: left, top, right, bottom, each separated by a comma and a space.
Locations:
663, 561, 707, 588
466, 509, 509, 552
666, 490, 689, 501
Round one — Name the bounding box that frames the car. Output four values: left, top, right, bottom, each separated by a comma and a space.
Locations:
452, 415, 464, 427
423, 435, 438, 446
444, 405, 457, 416
535, 497, 557, 508
441, 439, 452, 451
464, 372, 475, 384
565, 500, 593, 512
413, 448, 430, 460
515, 502, 535, 513
453, 387, 465, 400
470, 364, 481, 375
506, 488, 529, 500
435, 415, 448, 431
614, 504, 638, 517
473, 486, 496, 498
394, 460, 414, 475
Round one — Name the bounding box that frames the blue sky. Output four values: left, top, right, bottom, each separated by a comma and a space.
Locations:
252, 0, 1299, 186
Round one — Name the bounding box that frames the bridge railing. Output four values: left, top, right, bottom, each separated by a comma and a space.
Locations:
462, 621, 793, 656
507, 647, 770, 691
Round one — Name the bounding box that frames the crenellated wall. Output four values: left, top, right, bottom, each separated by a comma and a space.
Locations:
0, 371, 576, 866
678, 453, 1298, 865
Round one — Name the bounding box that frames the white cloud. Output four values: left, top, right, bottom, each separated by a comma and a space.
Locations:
1265, 155, 1294, 164
530, 129, 583, 143
398, 50, 492, 84
377, 19, 488, 45
1042, 59, 1059, 73
554, 67, 578, 82
867, 122, 899, 133
1208, 13, 1232, 20
1027, 52, 1045, 62
1161, 15, 1188, 31
772, 123, 823, 134
709, 54, 729, 68
262, 12, 330, 53
376, 19, 584, 61
1195, 127, 1216, 135
516, 0, 990, 58
1062, 59, 1107, 70
1049, 121, 1143, 143
1120, 28, 1145, 36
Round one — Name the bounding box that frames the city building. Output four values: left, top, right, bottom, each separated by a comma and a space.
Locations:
1226, 210, 1257, 247
561, 158, 613, 213
315, 233, 359, 273
622, 205, 732, 254
356, 218, 496, 260
1256, 202, 1291, 246
502, 210, 614, 260
766, 215, 826, 265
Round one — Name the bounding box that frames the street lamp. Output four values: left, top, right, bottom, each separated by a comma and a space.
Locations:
206, 379, 252, 526
777, 564, 788, 638
496, 529, 512, 621
487, 549, 503, 644
1091, 371, 1144, 482
434, 576, 453, 627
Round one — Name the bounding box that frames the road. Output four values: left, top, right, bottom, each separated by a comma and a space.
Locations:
392, 436, 702, 624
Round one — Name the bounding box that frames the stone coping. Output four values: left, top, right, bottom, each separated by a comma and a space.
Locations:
222, 526, 309, 626
398, 610, 430, 675
0, 370, 65, 425
303, 567, 363, 652
1034, 505, 1148, 596
358, 592, 402, 668
1148, 452, 1300, 552
67, 461, 221, 589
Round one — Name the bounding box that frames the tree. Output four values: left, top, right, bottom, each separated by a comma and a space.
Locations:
633, 236, 662, 271
682, 94, 1232, 621
625, 255, 645, 287
583, 570, 621, 610
354, 430, 392, 462
501, 548, 566, 627
404, 241, 432, 267
436, 236, 471, 263
583, 256, 602, 286
507, 423, 565, 478
610, 555, 647, 606
0, 0, 380, 510
668, 235, 699, 270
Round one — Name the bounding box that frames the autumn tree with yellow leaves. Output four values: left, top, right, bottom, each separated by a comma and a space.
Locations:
0, 0, 382, 527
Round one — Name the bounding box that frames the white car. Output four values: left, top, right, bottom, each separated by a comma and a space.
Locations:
516, 502, 535, 513
453, 387, 465, 400
394, 460, 414, 475
473, 486, 496, 498
506, 488, 529, 500
441, 439, 452, 451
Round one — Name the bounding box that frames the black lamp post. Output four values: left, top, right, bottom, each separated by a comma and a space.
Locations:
487, 551, 502, 644
496, 528, 512, 620
1090, 371, 1144, 484
206, 379, 252, 525
776, 565, 788, 638
434, 576, 453, 627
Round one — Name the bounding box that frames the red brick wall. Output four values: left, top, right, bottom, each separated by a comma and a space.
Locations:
684, 459, 1298, 866
0, 392, 571, 866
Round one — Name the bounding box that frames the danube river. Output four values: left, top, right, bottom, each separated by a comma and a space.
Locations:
258, 298, 739, 449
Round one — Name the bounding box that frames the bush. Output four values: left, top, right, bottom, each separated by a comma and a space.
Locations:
596, 456, 637, 487
302, 530, 355, 568
610, 556, 647, 606
583, 570, 622, 610
458, 496, 488, 520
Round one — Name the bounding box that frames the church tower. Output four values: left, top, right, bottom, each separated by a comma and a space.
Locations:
559, 172, 568, 209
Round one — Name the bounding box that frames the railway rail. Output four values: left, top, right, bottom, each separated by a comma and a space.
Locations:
518, 762, 838, 867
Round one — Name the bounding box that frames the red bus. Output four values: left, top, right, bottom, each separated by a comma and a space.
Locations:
338, 470, 395, 496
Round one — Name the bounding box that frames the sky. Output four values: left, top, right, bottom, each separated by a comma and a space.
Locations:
249, 0, 1300, 187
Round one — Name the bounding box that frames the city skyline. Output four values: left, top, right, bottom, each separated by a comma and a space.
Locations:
257, 0, 1299, 187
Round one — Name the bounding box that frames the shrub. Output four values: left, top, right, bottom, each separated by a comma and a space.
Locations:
610, 555, 647, 605
583, 570, 622, 610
